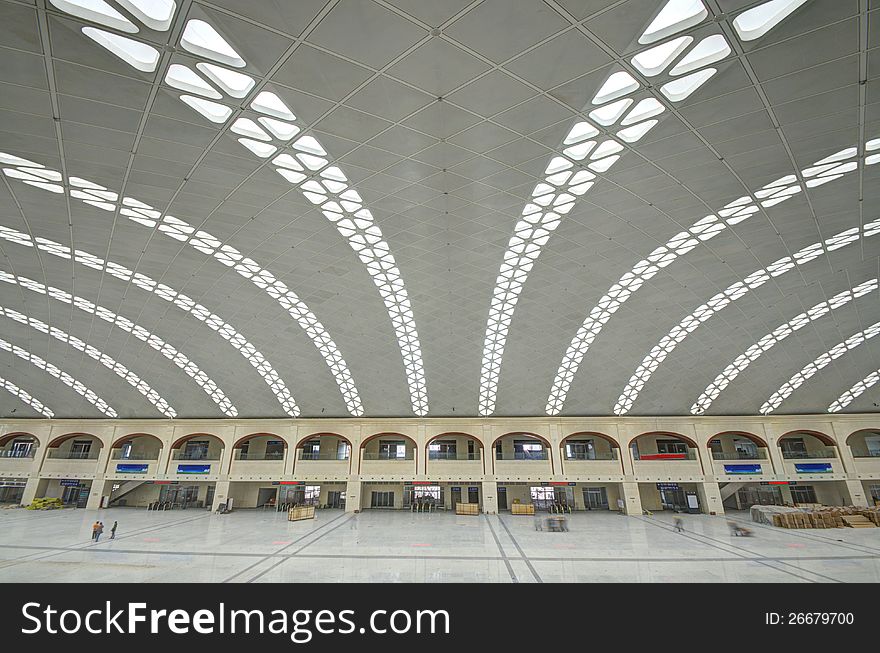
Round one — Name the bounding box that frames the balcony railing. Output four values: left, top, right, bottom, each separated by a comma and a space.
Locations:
111, 450, 159, 460
361, 452, 414, 461
0, 449, 36, 458
172, 451, 222, 461
496, 451, 548, 461
235, 451, 285, 461
563, 452, 617, 461
634, 450, 696, 460
853, 451, 880, 458
711, 450, 768, 460
299, 451, 351, 461
428, 452, 481, 461
47, 449, 100, 460
781, 447, 837, 459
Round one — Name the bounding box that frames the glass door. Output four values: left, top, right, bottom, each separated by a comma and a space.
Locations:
583, 487, 609, 510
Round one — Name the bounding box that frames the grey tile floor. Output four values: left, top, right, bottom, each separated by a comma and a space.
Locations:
0, 507, 878, 582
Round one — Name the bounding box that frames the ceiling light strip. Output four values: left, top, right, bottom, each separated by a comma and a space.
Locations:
0, 305, 177, 417
545, 142, 869, 415
0, 375, 54, 418
691, 279, 878, 415
829, 368, 880, 413
0, 268, 232, 415
0, 336, 117, 417
0, 223, 291, 417
613, 218, 880, 415
761, 320, 880, 414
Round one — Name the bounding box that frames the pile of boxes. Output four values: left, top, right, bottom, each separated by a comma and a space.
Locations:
757, 505, 880, 529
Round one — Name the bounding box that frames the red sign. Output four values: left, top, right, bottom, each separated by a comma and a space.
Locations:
640, 453, 687, 460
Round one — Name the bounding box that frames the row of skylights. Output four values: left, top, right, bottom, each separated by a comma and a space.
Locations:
0, 304, 177, 417
0, 375, 54, 418
691, 279, 877, 415
614, 216, 880, 416
0, 267, 235, 416
761, 320, 880, 414
0, 336, 117, 417
0, 152, 355, 417
477, 1, 745, 416
829, 368, 880, 413
545, 140, 874, 416
732, 0, 810, 42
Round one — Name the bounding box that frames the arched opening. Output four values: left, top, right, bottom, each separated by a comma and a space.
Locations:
169, 433, 225, 462
110, 433, 163, 461
777, 430, 837, 460
492, 432, 551, 462
232, 433, 286, 462
296, 433, 352, 462
359, 433, 417, 471
426, 432, 482, 462
846, 429, 880, 458
0, 432, 40, 459
707, 431, 769, 461
46, 432, 103, 460
560, 432, 619, 461
629, 431, 698, 461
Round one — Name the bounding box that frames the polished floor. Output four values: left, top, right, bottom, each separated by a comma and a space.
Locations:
0, 507, 878, 582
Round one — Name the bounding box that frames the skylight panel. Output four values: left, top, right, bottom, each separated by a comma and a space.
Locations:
564, 121, 600, 145
659, 67, 716, 102
591, 71, 639, 105
231, 118, 271, 141
0, 376, 53, 418
165, 64, 221, 99
251, 91, 296, 121
617, 120, 658, 143
259, 117, 300, 141
180, 94, 232, 123
50, 0, 138, 33
733, 0, 809, 42
589, 98, 633, 126
115, 0, 176, 32
621, 98, 665, 126
639, 0, 708, 45
669, 34, 730, 76
82, 27, 160, 72
195, 62, 255, 98
180, 19, 246, 67
631, 36, 692, 76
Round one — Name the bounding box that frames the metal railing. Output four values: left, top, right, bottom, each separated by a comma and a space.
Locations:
633, 449, 697, 460
781, 447, 837, 459
172, 451, 221, 461
496, 451, 549, 461
298, 451, 351, 461
853, 450, 880, 458
111, 450, 159, 460
427, 452, 481, 461
711, 450, 768, 460
235, 451, 285, 461
46, 449, 99, 460
0, 449, 36, 458
563, 452, 617, 461
361, 451, 415, 461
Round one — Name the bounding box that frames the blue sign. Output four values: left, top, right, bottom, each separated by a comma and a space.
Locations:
795, 463, 832, 473
60, 479, 81, 487
724, 464, 762, 475
177, 464, 210, 474
116, 464, 149, 474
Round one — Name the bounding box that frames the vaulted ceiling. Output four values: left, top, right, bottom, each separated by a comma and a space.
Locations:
0, 0, 878, 420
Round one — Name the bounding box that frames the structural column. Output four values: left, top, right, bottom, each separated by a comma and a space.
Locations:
697, 480, 725, 515
345, 479, 360, 513
844, 479, 869, 507
482, 480, 498, 514
20, 476, 41, 506
212, 480, 230, 511
620, 481, 642, 515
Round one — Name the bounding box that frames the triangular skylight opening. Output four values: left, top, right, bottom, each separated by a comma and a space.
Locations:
588, 155, 619, 173
115, 0, 177, 32
669, 34, 730, 76
563, 121, 600, 145
617, 120, 658, 143
251, 91, 295, 121
165, 64, 221, 99
82, 26, 160, 72
292, 135, 327, 156
180, 19, 246, 68
258, 117, 300, 141
591, 71, 639, 105
621, 98, 665, 125
733, 0, 808, 42
196, 62, 255, 98
238, 138, 277, 158
591, 140, 624, 160
50, 0, 139, 33
639, 0, 708, 45
273, 153, 304, 171
631, 36, 692, 77
179, 94, 232, 123
589, 98, 633, 126
659, 67, 716, 102
231, 118, 270, 141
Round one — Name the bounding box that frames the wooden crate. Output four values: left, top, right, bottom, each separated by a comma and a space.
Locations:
510, 503, 535, 515
288, 505, 316, 521
455, 503, 479, 516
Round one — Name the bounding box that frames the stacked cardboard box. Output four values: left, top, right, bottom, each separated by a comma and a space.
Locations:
758, 505, 878, 529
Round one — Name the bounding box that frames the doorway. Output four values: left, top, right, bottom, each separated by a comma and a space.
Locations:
659, 487, 687, 511
583, 487, 609, 510
467, 486, 480, 506
371, 491, 394, 508
791, 485, 818, 504
327, 490, 345, 509
497, 486, 507, 510
257, 487, 276, 507
450, 486, 461, 508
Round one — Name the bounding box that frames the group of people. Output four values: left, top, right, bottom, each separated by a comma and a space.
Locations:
91, 520, 117, 542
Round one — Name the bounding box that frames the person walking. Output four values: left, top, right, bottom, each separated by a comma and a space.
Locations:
110, 521, 117, 540
94, 521, 104, 542
673, 516, 684, 533
91, 520, 100, 541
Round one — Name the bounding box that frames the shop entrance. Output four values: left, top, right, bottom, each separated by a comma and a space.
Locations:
159, 485, 202, 509
257, 487, 276, 508
0, 480, 25, 504
450, 486, 461, 508
371, 491, 395, 508
725, 484, 783, 510
467, 486, 479, 505
583, 487, 609, 510
530, 486, 555, 511
791, 485, 818, 504
326, 490, 345, 509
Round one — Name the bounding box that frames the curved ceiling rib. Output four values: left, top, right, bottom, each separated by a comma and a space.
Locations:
0, 375, 54, 418
761, 320, 880, 414
0, 304, 177, 417
0, 270, 235, 418
0, 222, 291, 417
0, 335, 116, 417
691, 279, 878, 415
476, 0, 805, 416
0, 152, 360, 416
614, 217, 880, 415
829, 369, 880, 413
546, 142, 875, 415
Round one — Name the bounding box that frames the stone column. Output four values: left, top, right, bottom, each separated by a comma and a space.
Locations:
844, 479, 869, 507
698, 480, 725, 515
20, 476, 41, 506
482, 480, 498, 514
345, 479, 360, 513
620, 481, 642, 515
212, 480, 230, 511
